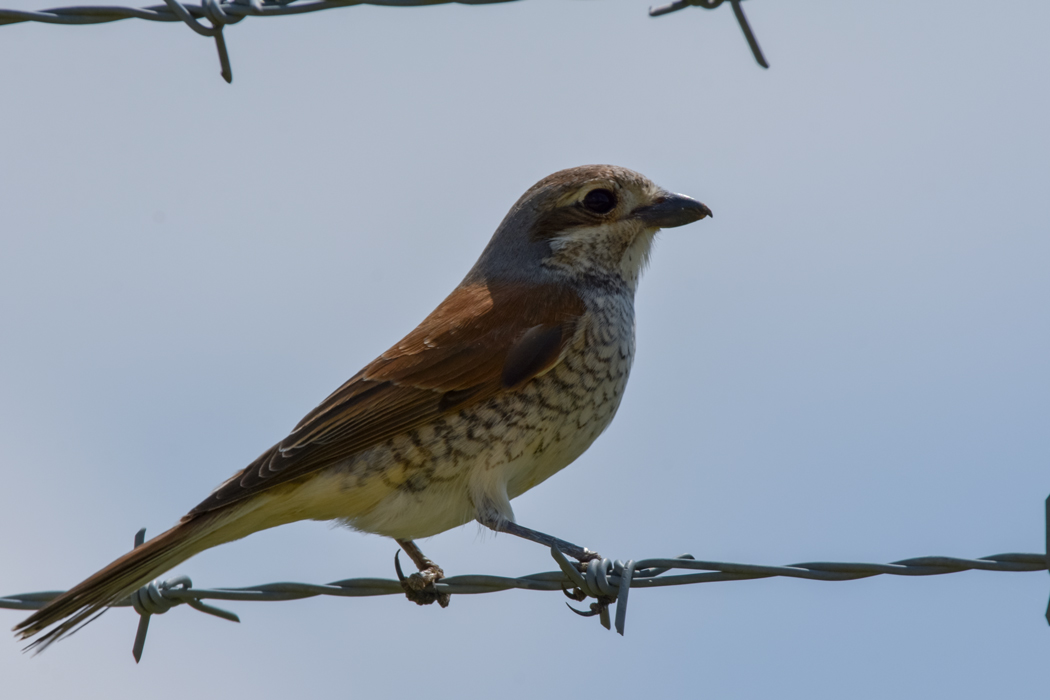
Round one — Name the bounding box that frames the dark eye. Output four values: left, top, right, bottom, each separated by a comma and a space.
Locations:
581, 188, 617, 215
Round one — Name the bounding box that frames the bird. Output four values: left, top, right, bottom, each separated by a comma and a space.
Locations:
15, 164, 711, 650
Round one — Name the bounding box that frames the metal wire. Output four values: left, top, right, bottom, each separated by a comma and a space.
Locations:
649, 0, 766, 67
3, 498, 1048, 662
0, 0, 766, 83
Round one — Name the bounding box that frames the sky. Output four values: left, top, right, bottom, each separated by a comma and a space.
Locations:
1, 0, 1048, 697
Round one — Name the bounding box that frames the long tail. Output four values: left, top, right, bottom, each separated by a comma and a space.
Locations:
13, 508, 243, 651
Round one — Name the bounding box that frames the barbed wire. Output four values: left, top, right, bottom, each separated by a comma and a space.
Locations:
4, 498, 1049, 662
0, 0, 765, 84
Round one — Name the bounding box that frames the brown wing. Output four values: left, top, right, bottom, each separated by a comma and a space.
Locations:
186, 282, 586, 517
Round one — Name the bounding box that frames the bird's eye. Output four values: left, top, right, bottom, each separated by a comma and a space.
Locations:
581, 188, 617, 215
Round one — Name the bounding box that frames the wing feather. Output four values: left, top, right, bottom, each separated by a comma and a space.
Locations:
186, 282, 585, 517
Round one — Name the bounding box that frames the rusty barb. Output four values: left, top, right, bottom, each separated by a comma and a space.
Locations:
0, 0, 768, 84
3, 495, 1048, 662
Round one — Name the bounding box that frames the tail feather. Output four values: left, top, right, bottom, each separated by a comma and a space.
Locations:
13, 511, 232, 651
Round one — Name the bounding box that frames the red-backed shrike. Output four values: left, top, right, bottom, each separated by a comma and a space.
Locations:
17, 164, 710, 649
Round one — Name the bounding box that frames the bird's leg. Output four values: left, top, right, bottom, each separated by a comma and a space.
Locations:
394, 538, 450, 608
480, 518, 601, 564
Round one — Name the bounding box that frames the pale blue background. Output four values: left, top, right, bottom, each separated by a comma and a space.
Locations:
1, 1, 1048, 697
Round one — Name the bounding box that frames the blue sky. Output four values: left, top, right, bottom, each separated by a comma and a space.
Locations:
1, 1, 1048, 697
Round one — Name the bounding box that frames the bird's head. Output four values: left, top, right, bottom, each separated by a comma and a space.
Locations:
467, 165, 711, 290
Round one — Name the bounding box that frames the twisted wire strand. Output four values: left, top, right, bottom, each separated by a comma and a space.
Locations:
4, 544, 1047, 661
0, 0, 764, 83
5, 551, 1040, 612
0, 0, 511, 27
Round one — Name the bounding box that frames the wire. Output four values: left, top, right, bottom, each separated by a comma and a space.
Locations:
0, 0, 767, 83
4, 511, 1047, 662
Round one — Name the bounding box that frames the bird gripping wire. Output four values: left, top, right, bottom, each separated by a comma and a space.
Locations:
3, 496, 1048, 662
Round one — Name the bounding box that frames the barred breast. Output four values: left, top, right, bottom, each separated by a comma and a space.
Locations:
333, 287, 637, 540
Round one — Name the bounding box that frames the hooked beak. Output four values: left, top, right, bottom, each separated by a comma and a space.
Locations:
632, 192, 712, 229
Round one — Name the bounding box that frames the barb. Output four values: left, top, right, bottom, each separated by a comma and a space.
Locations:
125, 529, 240, 661
649, 0, 767, 68
3, 539, 1046, 660
0, 0, 767, 83
0, 0, 520, 82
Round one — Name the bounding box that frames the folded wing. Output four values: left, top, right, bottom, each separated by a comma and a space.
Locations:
186, 282, 586, 518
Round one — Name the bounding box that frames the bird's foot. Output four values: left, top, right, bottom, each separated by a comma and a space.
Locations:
575, 548, 602, 563
485, 518, 602, 568
394, 550, 450, 608
564, 547, 603, 572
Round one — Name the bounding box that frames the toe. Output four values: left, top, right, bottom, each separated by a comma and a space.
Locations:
398, 566, 449, 607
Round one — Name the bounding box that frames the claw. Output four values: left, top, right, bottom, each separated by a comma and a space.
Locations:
562, 586, 587, 602
566, 602, 600, 618
394, 550, 407, 583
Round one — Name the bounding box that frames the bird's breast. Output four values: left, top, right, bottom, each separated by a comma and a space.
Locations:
324, 289, 637, 539
501, 290, 637, 496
